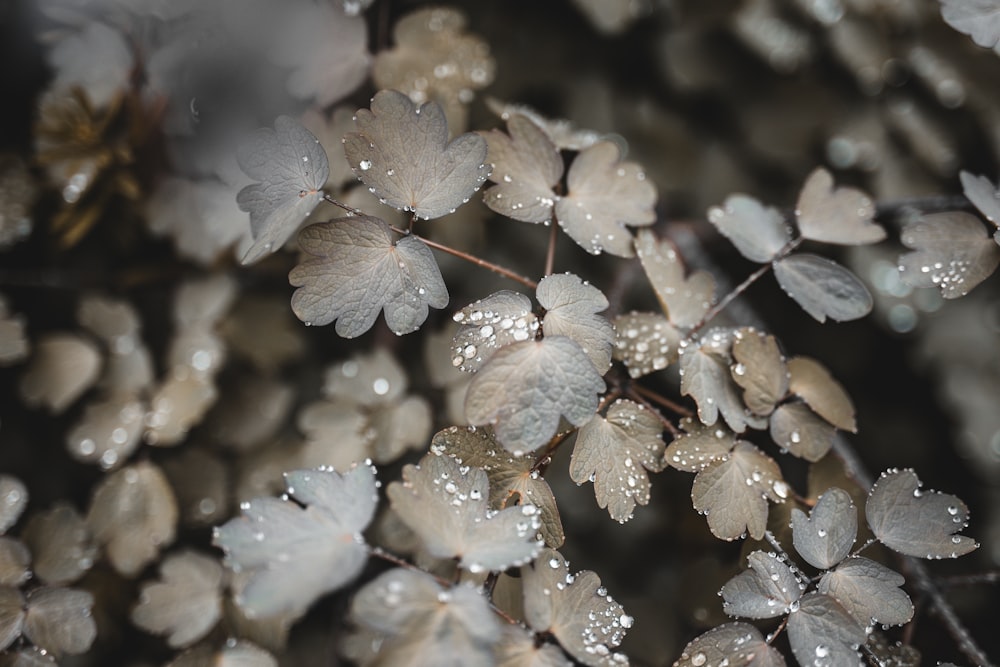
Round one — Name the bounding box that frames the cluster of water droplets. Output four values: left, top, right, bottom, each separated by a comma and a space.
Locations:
451, 297, 539, 372
613, 312, 679, 378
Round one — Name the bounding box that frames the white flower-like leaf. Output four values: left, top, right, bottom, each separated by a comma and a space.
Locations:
707, 194, 791, 263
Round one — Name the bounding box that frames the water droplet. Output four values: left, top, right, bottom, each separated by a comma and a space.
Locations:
359, 160, 372, 171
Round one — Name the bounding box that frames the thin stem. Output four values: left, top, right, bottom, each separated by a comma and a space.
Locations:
627, 389, 681, 436
766, 615, 789, 645
322, 194, 365, 216
630, 383, 693, 419
544, 221, 558, 277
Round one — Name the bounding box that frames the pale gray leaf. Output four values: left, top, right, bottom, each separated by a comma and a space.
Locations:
665, 418, 737, 473
131, 550, 224, 647
21, 503, 97, 585
959, 171, 1000, 226
786, 356, 857, 432
786, 592, 866, 667
635, 230, 715, 329
680, 331, 763, 434
721, 551, 803, 619
794, 168, 885, 245
431, 425, 565, 547
865, 468, 978, 559
465, 337, 605, 455
480, 114, 562, 223
236, 116, 329, 264
0, 586, 24, 652
212, 462, 377, 618
23, 587, 97, 656
941, 0, 1000, 47
707, 194, 791, 263
173, 273, 238, 328
496, 623, 573, 667
521, 549, 631, 667
538, 273, 614, 374
674, 622, 786, 667
0, 477, 27, 535
370, 395, 433, 464
898, 212, 1000, 299
570, 399, 665, 523
452, 291, 539, 373
76, 293, 141, 343
769, 402, 835, 462
344, 89, 490, 219
324, 347, 409, 405
731, 327, 787, 416
773, 254, 873, 323
387, 453, 543, 572
692, 442, 788, 541
66, 393, 145, 469
791, 487, 857, 570
0, 538, 29, 587
818, 557, 913, 626
290, 216, 448, 337
612, 311, 681, 378
555, 142, 657, 257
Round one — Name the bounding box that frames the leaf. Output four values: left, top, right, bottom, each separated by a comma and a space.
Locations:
865, 468, 978, 559
635, 230, 715, 329
786, 357, 857, 432
679, 331, 763, 434
791, 488, 857, 570
691, 442, 787, 541
785, 593, 866, 667
731, 328, 787, 416
236, 116, 329, 264
350, 567, 499, 667
387, 453, 543, 572
496, 623, 573, 667
212, 462, 378, 618
290, 216, 448, 337
19, 333, 102, 414
554, 142, 657, 257
897, 212, 1000, 299
521, 549, 631, 667
344, 89, 490, 219
480, 114, 562, 223
431, 425, 565, 547
465, 337, 606, 455
612, 312, 681, 378
23, 587, 97, 656
673, 622, 786, 667
570, 399, 665, 523
451, 291, 539, 372
0, 586, 24, 652
959, 171, 1000, 226
721, 551, 803, 619
940, 0, 1000, 48
665, 419, 738, 472
166, 640, 278, 667
0, 538, 29, 587
794, 168, 885, 245
772, 253, 873, 323
707, 194, 791, 263
537, 273, 615, 374
21, 503, 97, 585
131, 550, 224, 648
769, 402, 835, 461
818, 557, 913, 626
66, 394, 145, 469
86, 462, 177, 576
0, 476, 27, 535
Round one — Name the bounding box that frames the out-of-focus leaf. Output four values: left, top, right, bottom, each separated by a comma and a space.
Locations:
665, 419, 737, 473
86, 461, 177, 576
673, 622, 786, 667
452, 291, 539, 372
521, 549, 631, 667
0, 297, 29, 366
818, 557, 913, 626
707, 194, 791, 263
236, 116, 329, 264
485, 97, 603, 151
570, 399, 665, 523
786, 356, 856, 432
0, 477, 27, 535
773, 253, 873, 323
769, 402, 835, 461
174, 274, 237, 329
431, 426, 564, 547
480, 114, 562, 223
680, 331, 763, 434
76, 294, 140, 343
344, 89, 490, 219
785, 593, 866, 667
324, 347, 408, 405
132, 550, 223, 648
635, 230, 715, 329
940, 0, 1000, 48
161, 447, 231, 527
721, 551, 802, 619
959, 171, 1000, 227
213, 462, 378, 619
65, 394, 145, 469
0, 586, 24, 652
795, 167, 884, 245
496, 622, 573, 667
21, 503, 97, 585
791, 488, 857, 570
221, 294, 305, 373
147, 177, 249, 266
0, 538, 30, 587
898, 212, 1000, 299
166, 640, 278, 667
144, 369, 219, 446
537, 273, 615, 374
612, 311, 681, 378
290, 216, 448, 337
48, 21, 132, 109
465, 337, 605, 454
865, 468, 978, 559
691, 442, 787, 540
387, 453, 542, 572
19, 333, 102, 414
0, 646, 57, 667
731, 328, 787, 416
205, 375, 294, 453
23, 587, 96, 656
555, 142, 657, 257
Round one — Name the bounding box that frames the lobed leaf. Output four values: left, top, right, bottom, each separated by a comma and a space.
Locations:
940, 0, 1000, 48
791, 487, 857, 570
131, 550, 223, 648
236, 116, 329, 264
897, 212, 1000, 299
721, 551, 803, 619
537, 273, 615, 374
769, 402, 835, 461
635, 230, 715, 329
773, 253, 873, 323
794, 168, 885, 245
707, 194, 791, 263
612, 311, 681, 378
451, 290, 539, 372
680, 331, 764, 434
818, 557, 913, 627
496, 623, 573, 667
786, 356, 857, 432
673, 622, 786, 667
785, 592, 866, 667
865, 468, 978, 559
22, 587, 97, 656
664, 419, 737, 473
344, 89, 490, 219
480, 114, 562, 223
21, 503, 97, 586
290, 216, 448, 337
731, 328, 787, 416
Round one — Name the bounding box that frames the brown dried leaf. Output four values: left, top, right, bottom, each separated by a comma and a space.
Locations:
680, 330, 765, 434
144, 369, 219, 446
731, 328, 787, 416
786, 356, 856, 432
795, 167, 885, 245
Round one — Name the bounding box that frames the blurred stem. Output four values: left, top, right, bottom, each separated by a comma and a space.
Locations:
544, 220, 557, 277
629, 382, 693, 419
